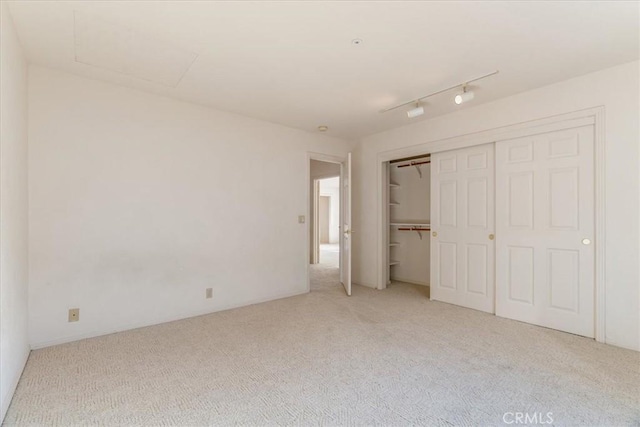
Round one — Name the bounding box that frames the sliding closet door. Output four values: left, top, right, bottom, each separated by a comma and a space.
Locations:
431, 144, 495, 313
495, 126, 595, 338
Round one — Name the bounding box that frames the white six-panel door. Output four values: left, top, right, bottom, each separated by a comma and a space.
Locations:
495, 126, 595, 337
431, 144, 495, 313
341, 152, 352, 296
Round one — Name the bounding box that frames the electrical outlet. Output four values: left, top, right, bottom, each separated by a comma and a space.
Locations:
68, 308, 79, 322
206, 288, 213, 299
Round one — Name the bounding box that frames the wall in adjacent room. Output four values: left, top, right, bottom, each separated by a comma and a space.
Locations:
0, 2, 30, 421
28, 67, 353, 349
353, 61, 640, 351
319, 177, 340, 244
309, 160, 341, 262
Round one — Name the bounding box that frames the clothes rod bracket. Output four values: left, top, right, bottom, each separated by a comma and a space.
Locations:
396, 159, 430, 178
397, 226, 431, 240
413, 163, 422, 179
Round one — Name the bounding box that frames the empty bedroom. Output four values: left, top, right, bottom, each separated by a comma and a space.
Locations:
1, 1, 639, 426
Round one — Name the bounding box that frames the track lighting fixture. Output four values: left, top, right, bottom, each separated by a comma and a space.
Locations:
407, 103, 424, 118
455, 86, 474, 105
380, 70, 498, 115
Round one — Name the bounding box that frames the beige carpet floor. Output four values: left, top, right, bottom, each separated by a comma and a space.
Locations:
4, 262, 640, 426
319, 244, 339, 267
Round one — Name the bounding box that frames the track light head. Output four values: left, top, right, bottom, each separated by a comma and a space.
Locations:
455, 86, 475, 105
407, 103, 424, 118
381, 70, 497, 114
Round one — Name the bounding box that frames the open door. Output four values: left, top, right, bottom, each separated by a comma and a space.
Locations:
340, 153, 352, 296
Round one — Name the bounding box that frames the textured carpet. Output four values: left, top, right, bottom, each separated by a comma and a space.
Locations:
4, 264, 639, 426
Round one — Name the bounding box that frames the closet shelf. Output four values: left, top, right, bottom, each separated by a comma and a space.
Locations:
390, 222, 430, 227
389, 202, 400, 206
389, 242, 400, 247
389, 183, 400, 188
389, 261, 400, 266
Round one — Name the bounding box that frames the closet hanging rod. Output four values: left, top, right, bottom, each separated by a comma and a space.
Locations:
390, 154, 430, 164
390, 222, 430, 227
396, 159, 430, 168
398, 226, 430, 240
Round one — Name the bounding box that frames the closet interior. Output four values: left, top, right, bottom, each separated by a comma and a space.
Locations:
386, 154, 431, 287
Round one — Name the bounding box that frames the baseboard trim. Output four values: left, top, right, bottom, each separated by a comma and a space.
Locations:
391, 277, 429, 287
30, 288, 308, 350
352, 281, 377, 289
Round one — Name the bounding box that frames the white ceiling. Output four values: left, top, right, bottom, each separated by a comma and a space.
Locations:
320, 176, 340, 191
7, 1, 639, 140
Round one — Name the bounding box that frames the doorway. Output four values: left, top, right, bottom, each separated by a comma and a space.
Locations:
308, 154, 352, 296
318, 177, 340, 267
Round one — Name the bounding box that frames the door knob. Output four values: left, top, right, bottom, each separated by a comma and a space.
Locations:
489, 234, 495, 240
432, 231, 437, 237
582, 238, 591, 245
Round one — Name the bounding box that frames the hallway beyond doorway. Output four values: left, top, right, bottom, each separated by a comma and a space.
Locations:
320, 243, 339, 267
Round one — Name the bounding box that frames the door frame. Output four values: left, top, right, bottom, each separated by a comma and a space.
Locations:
375, 107, 606, 343
307, 153, 347, 292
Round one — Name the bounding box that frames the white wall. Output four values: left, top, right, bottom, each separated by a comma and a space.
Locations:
353, 61, 640, 351
319, 177, 340, 244
28, 67, 353, 348
0, 3, 30, 421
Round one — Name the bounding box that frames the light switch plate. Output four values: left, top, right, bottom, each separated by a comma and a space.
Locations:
298, 215, 305, 224
206, 288, 213, 299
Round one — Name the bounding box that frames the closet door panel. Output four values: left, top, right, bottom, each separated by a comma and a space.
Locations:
495, 126, 594, 338
438, 242, 457, 290
466, 243, 488, 295
431, 144, 495, 313
549, 167, 579, 229
508, 172, 534, 229
507, 245, 534, 304
439, 180, 457, 226
467, 177, 488, 228
437, 153, 457, 174
548, 248, 579, 312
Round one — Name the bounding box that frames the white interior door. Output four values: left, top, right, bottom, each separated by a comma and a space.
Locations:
340, 152, 352, 296
495, 126, 595, 338
430, 144, 495, 313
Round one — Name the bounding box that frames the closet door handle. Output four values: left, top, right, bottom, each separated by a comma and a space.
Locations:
432, 231, 437, 237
